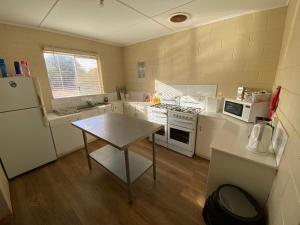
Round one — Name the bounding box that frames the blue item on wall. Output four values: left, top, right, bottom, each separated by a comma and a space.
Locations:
14, 61, 22, 75
0, 58, 8, 78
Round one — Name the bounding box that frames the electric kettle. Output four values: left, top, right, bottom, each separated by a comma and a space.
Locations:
247, 120, 273, 154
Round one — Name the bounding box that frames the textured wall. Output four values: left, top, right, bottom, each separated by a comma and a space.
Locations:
267, 0, 300, 224
123, 7, 286, 98
0, 24, 124, 111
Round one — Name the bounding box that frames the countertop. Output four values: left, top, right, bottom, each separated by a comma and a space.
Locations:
47, 104, 112, 121
210, 119, 277, 169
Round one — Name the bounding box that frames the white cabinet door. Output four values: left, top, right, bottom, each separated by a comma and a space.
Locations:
135, 104, 147, 120
195, 115, 225, 159
124, 102, 149, 120
50, 107, 105, 157
207, 150, 276, 206
123, 102, 135, 117
110, 102, 123, 114
51, 123, 84, 156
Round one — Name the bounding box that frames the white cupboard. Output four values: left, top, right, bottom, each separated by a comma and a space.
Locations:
123, 102, 135, 117
49, 105, 112, 157
110, 101, 123, 114
195, 114, 225, 159
206, 119, 277, 206
123, 102, 149, 120
50, 118, 83, 156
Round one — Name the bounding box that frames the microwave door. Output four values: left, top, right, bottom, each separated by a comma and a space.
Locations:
224, 101, 244, 116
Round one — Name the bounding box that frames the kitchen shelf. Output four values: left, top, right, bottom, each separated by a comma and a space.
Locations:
89, 145, 152, 183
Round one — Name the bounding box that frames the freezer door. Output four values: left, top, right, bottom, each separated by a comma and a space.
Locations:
0, 77, 40, 112
0, 108, 57, 178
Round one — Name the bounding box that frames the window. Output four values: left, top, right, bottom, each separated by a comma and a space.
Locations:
43, 49, 103, 99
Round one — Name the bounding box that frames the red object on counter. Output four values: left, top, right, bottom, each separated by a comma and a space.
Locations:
268, 86, 281, 119
20, 60, 31, 77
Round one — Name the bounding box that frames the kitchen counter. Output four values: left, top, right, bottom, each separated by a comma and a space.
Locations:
210, 119, 277, 169
47, 104, 111, 121
207, 119, 278, 206
198, 111, 247, 122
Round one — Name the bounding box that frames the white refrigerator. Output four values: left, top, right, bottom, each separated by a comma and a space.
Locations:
0, 77, 57, 178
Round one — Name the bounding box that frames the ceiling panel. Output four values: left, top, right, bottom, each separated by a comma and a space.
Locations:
0, 0, 56, 26
41, 0, 148, 40
118, 0, 195, 17
154, 0, 287, 30
102, 19, 172, 45
0, 0, 288, 46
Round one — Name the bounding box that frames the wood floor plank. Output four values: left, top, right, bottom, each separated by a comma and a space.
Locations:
8, 139, 209, 225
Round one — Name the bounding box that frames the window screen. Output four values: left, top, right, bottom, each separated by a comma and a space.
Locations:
43, 50, 103, 99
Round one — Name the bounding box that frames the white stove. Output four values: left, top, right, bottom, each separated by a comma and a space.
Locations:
147, 103, 201, 157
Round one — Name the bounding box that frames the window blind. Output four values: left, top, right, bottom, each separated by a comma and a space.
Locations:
43, 50, 103, 99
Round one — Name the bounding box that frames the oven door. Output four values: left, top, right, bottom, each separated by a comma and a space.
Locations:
168, 124, 195, 150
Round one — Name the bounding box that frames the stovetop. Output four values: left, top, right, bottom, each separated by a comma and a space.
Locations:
150, 103, 202, 114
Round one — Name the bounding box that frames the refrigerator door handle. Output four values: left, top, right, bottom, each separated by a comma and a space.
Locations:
37, 95, 42, 106
40, 106, 45, 117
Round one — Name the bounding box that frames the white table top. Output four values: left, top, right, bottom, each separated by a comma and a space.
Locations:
211, 120, 277, 170
72, 113, 162, 150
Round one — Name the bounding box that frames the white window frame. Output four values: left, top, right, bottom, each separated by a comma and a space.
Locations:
43, 47, 104, 99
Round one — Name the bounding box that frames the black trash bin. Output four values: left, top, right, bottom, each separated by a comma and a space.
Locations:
202, 184, 266, 225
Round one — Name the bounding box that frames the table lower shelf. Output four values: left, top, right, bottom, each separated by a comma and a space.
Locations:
89, 145, 153, 183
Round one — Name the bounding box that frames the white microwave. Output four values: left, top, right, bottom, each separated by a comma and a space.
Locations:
223, 98, 270, 122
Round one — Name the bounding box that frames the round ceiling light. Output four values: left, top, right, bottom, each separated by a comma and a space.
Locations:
169, 13, 190, 23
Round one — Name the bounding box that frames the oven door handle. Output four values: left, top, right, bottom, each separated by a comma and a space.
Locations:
150, 116, 167, 119
168, 124, 192, 132
168, 117, 193, 124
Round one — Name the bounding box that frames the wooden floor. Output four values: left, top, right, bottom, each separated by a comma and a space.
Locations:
8, 139, 209, 225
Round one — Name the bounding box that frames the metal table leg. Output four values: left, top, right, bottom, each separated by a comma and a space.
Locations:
82, 131, 92, 170
124, 148, 132, 204
152, 133, 156, 180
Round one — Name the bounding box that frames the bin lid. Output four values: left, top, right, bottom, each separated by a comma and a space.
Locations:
218, 186, 258, 218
